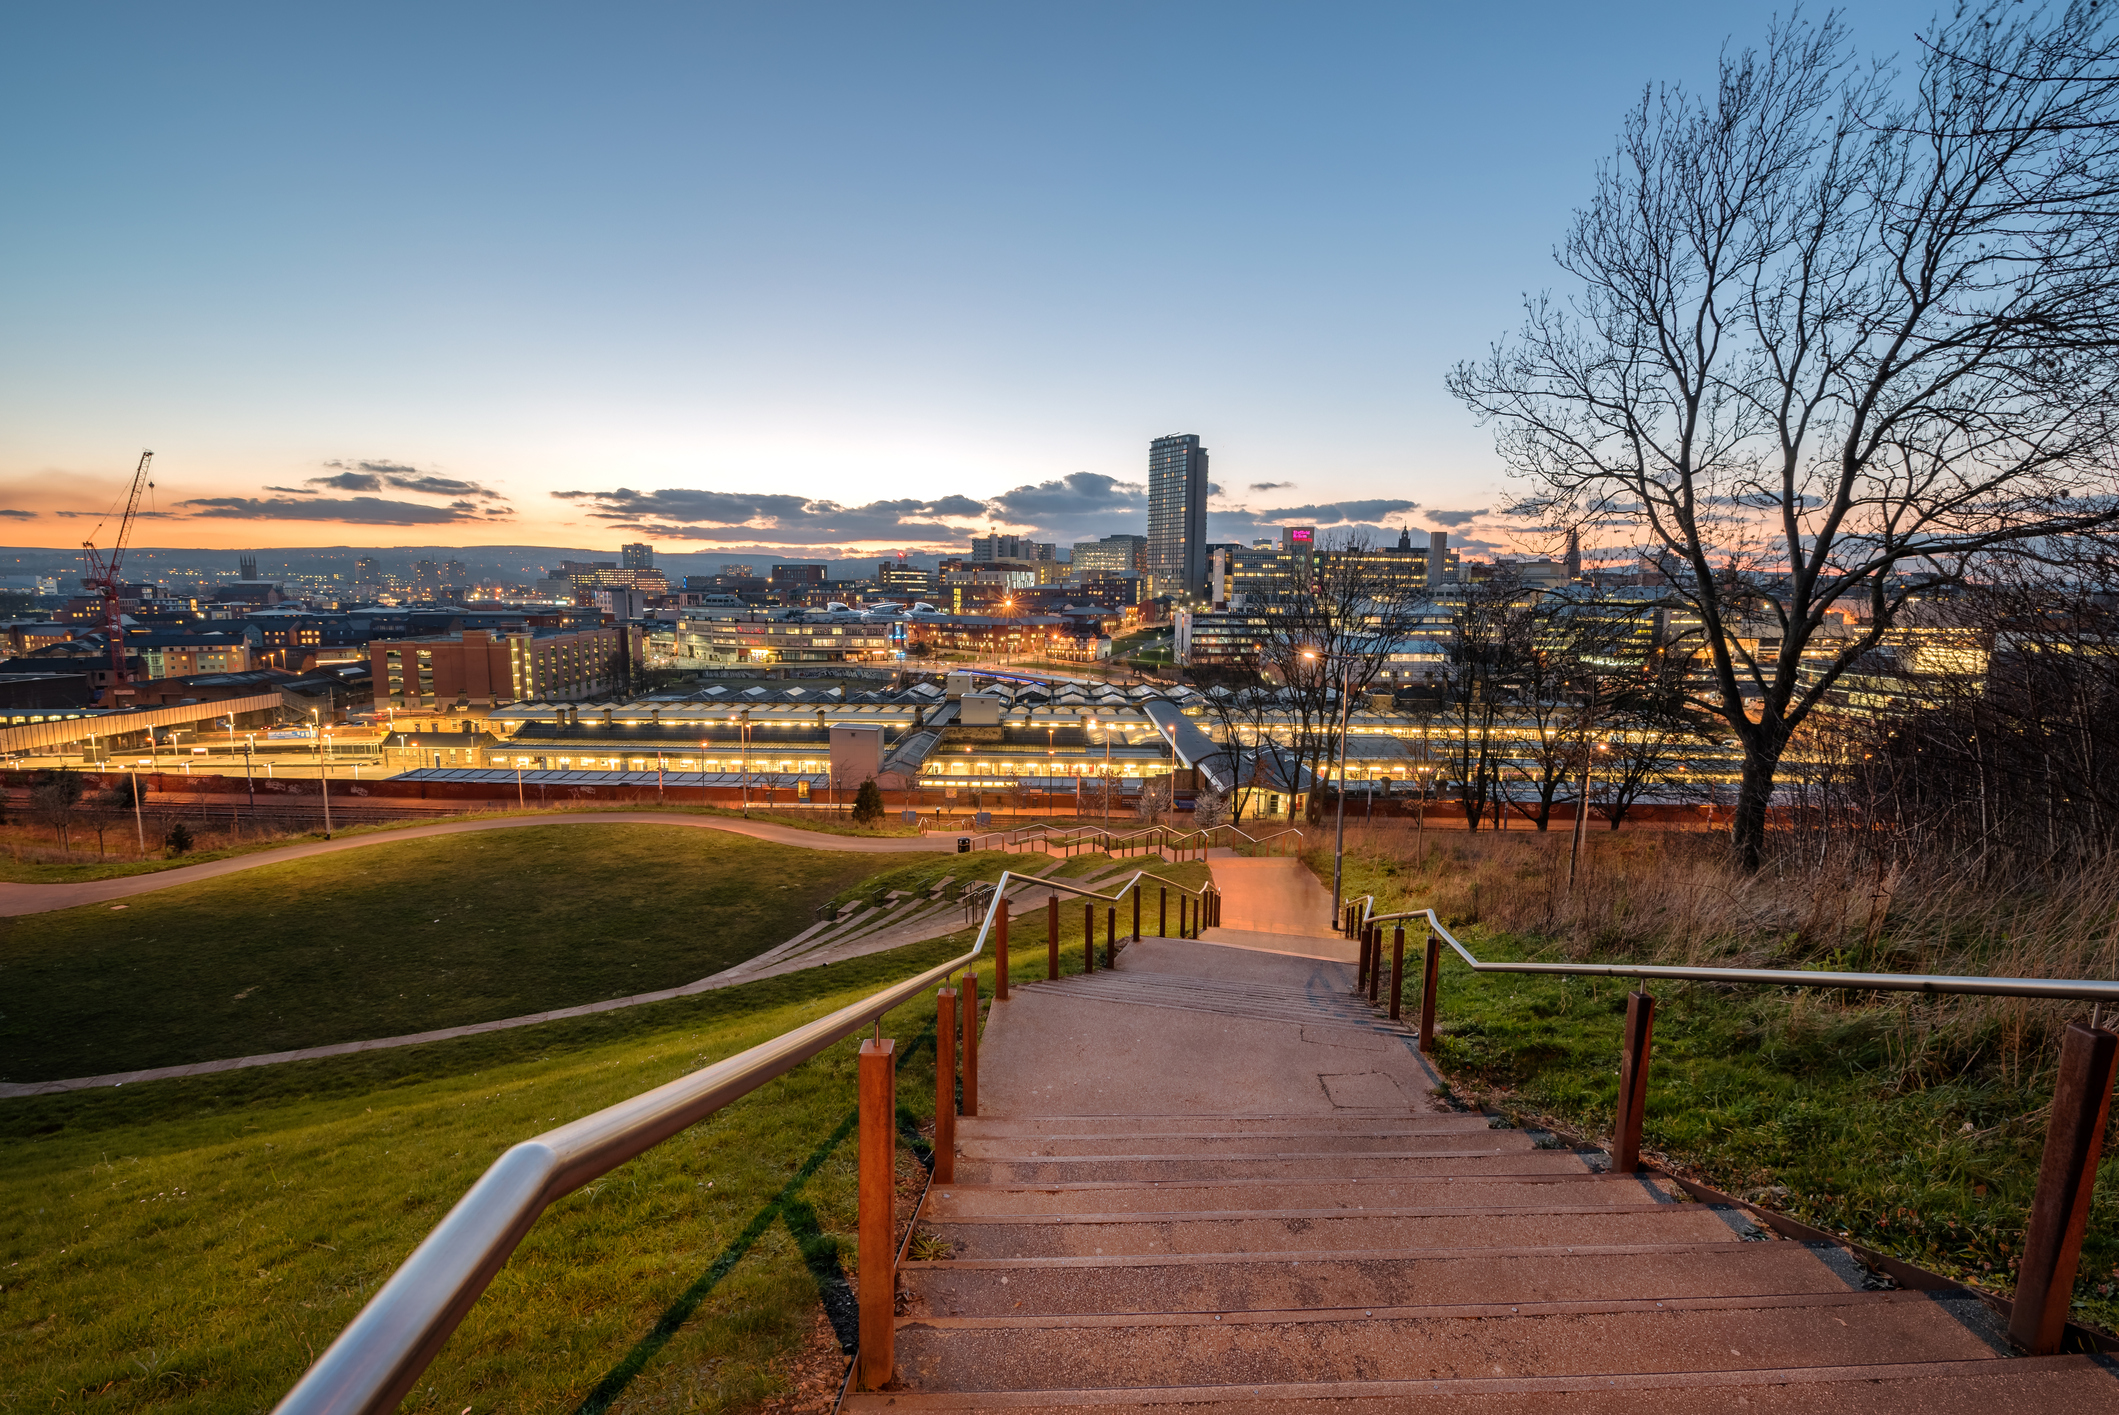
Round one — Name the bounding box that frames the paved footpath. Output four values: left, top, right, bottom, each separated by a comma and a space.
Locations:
0, 811, 950, 918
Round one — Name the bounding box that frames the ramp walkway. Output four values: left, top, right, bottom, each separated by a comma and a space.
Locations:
848, 880, 2116, 1410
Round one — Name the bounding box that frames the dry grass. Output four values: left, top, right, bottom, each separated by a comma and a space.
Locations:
1312, 821, 2119, 1087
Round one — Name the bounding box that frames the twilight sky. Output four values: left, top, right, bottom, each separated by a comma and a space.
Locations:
1, 1, 1941, 560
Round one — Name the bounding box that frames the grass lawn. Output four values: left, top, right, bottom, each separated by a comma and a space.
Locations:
0, 879, 1175, 1414
1317, 845, 2119, 1338
0, 826, 892, 1084
0, 802, 937, 887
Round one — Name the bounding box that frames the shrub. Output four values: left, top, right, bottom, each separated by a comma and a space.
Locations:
164, 820, 195, 856
851, 778, 885, 825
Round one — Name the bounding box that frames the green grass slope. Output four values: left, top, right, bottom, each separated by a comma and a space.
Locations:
0, 826, 884, 1083
0, 876, 1193, 1414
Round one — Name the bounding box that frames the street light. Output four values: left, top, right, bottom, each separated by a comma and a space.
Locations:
242, 732, 257, 818
1305, 649, 1358, 929
1568, 740, 1610, 892
728, 710, 753, 816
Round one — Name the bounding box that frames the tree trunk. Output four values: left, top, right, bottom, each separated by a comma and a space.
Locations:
1730, 727, 1788, 872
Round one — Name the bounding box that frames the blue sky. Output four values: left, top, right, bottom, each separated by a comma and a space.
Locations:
0, 1, 1942, 558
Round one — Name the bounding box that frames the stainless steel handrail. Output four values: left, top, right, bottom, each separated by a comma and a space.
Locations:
1348, 897, 2119, 1004
273, 862, 1214, 1415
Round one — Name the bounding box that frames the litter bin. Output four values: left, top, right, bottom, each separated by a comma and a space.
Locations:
957, 837, 971, 854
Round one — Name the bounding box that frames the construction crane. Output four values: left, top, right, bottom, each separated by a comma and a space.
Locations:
80, 449, 154, 702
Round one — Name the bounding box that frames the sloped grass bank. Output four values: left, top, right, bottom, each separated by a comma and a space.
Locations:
1319, 833, 2119, 1339
0, 826, 884, 1083
0, 861, 1209, 1413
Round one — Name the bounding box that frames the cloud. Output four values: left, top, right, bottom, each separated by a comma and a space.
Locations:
548, 487, 993, 544
1424, 507, 1489, 527
310, 471, 383, 492
179, 496, 486, 525
1254, 498, 1419, 525
1248, 481, 1296, 492
315, 460, 502, 500
261, 484, 319, 494
0, 509, 34, 520
988, 472, 1143, 521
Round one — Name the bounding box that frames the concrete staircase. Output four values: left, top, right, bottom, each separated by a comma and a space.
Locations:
842, 935, 2119, 1411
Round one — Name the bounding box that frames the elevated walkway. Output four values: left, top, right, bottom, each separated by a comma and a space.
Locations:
846, 882, 2117, 1410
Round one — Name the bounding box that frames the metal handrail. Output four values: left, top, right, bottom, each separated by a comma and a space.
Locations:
1347, 897, 2119, 1004
273, 861, 1215, 1415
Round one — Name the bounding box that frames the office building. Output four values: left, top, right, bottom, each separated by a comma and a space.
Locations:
1071, 534, 1147, 577
622, 543, 655, 570
353, 558, 382, 597
373, 622, 632, 707
971, 535, 1056, 564
1147, 433, 1209, 599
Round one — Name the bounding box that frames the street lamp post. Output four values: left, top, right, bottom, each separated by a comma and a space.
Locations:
129, 760, 145, 851
1568, 741, 1608, 892
730, 710, 753, 816
1307, 651, 1358, 930
243, 734, 256, 818
320, 729, 334, 839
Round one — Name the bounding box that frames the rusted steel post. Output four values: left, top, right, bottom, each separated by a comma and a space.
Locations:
1367, 926, 1382, 1002
960, 972, 979, 1118
995, 906, 1009, 1001
1047, 893, 1059, 980
1612, 991, 1656, 1174
1357, 925, 1372, 991
1418, 926, 1440, 1053
1389, 926, 1406, 1021
1159, 887, 1168, 937
1105, 906, 1116, 966
1084, 903, 1095, 973
857, 1035, 896, 1391
1131, 886, 1141, 942
933, 987, 957, 1183
2010, 1021, 2119, 1355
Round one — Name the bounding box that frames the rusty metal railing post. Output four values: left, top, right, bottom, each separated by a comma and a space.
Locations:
960, 973, 978, 1118
995, 906, 1009, 1001
1367, 926, 1381, 1002
1047, 893, 1058, 980
1132, 885, 1141, 942
1389, 926, 1405, 1021
933, 987, 957, 1184
857, 1035, 896, 1390
1159, 887, 1167, 937
1105, 906, 1116, 967
2010, 1020, 2119, 1355
1612, 991, 1655, 1173
1084, 903, 1095, 973
1418, 925, 1440, 1052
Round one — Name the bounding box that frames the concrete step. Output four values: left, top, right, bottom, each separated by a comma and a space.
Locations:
959, 1113, 1493, 1138
886, 1290, 2008, 1394
929, 1202, 1751, 1258
842, 1353, 2118, 1413
964, 1151, 1598, 1184
961, 1131, 1547, 1160
924, 1172, 1643, 1219
903, 1240, 1865, 1317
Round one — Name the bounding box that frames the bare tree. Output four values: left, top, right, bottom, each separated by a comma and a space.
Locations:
1255, 535, 1430, 822
1450, 4, 2119, 869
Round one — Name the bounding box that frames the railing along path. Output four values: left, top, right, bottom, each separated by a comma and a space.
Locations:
272, 865, 1218, 1415
1332, 893, 2119, 1358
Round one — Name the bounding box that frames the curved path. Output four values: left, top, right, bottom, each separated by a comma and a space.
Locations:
0, 811, 950, 918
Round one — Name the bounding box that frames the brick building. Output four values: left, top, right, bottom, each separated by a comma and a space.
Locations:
372, 623, 632, 709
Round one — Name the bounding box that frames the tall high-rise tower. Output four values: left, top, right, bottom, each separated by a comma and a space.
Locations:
622, 542, 655, 570
1146, 433, 1209, 599
1564, 527, 1583, 581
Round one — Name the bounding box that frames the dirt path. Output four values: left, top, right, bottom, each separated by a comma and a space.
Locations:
0, 812, 950, 918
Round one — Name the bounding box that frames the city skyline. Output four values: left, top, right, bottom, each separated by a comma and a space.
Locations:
0, 1, 1950, 559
